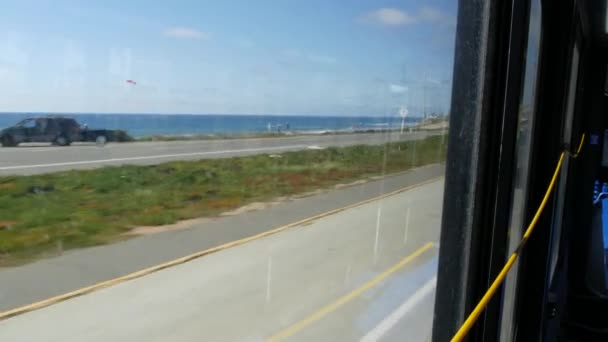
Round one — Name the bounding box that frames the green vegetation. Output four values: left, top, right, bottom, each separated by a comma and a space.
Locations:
0, 135, 447, 266
113, 129, 135, 142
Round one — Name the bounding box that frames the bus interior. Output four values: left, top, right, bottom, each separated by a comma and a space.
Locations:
435, 0, 608, 340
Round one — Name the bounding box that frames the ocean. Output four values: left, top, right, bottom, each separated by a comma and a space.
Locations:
0, 113, 421, 138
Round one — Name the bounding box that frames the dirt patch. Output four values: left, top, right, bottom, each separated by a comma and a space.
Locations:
417, 121, 449, 130
0, 221, 17, 231
220, 202, 270, 216
334, 179, 367, 189
220, 196, 289, 216
124, 169, 425, 237
127, 217, 213, 236
291, 189, 325, 199
126, 197, 291, 236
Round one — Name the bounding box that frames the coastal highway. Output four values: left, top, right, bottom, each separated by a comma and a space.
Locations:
0, 131, 436, 175
0, 178, 444, 341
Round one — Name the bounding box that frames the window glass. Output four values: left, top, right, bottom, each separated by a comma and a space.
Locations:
500, 0, 542, 340
0, 1, 455, 340
548, 42, 579, 284
18, 119, 36, 128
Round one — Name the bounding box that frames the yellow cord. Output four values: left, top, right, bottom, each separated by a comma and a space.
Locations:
451, 133, 585, 342
573, 133, 586, 158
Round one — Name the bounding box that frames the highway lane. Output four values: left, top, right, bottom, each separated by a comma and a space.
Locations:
0, 179, 444, 342
0, 131, 433, 175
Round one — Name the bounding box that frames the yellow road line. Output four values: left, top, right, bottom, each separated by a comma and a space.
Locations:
266, 241, 436, 341
0, 177, 442, 321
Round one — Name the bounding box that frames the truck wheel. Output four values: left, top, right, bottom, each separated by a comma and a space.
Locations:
55, 135, 70, 146
95, 135, 107, 146
1, 135, 16, 147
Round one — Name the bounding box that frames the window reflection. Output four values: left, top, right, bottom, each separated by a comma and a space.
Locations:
500, 0, 542, 340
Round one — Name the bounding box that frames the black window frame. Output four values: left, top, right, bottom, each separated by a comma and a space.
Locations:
432, 0, 533, 339
432, 0, 583, 341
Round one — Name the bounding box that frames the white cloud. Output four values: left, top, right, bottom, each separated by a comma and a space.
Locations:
163, 27, 208, 40
389, 84, 408, 93
362, 7, 452, 27
365, 8, 416, 26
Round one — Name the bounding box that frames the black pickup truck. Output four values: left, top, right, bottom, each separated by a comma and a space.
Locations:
0, 116, 130, 147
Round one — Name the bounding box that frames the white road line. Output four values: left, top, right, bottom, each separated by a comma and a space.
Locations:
360, 276, 437, 342
0, 145, 102, 152
373, 205, 383, 263
0, 145, 307, 171
344, 264, 352, 287
403, 206, 411, 245
20, 148, 64, 152
266, 255, 273, 302
28, 147, 103, 152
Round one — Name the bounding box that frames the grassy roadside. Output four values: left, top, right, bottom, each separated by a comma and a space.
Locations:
0, 135, 447, 266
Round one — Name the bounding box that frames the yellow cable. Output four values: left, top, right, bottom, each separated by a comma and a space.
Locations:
573, 133, 586, 158
451, 133, 585, 342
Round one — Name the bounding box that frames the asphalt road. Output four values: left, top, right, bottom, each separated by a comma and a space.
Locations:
0, 178, 444, 342
0, 131, 434, 175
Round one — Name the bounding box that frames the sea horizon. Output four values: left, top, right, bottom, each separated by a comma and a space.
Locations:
0, 112, 428, 138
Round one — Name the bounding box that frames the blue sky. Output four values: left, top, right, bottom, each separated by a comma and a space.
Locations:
0, 0, 456, 116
